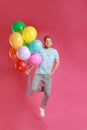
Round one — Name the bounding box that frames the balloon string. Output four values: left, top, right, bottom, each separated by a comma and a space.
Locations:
26, 75, 31, 96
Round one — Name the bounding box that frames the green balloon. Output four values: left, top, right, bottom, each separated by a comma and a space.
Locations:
23, 41, 31, 49
27, 43, 31, 49
12, 21, 26, 34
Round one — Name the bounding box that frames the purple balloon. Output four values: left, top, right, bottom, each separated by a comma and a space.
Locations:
17, 46, 31, 60
29, 53, 42, 66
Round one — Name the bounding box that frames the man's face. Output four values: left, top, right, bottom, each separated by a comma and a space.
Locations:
44, 38, 53, 48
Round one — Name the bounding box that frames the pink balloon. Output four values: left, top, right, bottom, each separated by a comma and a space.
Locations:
29, 53, 42, 66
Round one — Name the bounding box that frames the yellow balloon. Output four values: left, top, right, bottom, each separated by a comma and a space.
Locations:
9, 32, 23, 49
22, 26, 37, 43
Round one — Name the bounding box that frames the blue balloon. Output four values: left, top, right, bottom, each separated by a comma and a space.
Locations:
29, 39, 42, 53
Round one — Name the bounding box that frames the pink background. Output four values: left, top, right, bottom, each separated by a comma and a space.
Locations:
0, 0, 87, 130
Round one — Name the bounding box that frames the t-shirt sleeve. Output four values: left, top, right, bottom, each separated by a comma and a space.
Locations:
54, 50, 60, 60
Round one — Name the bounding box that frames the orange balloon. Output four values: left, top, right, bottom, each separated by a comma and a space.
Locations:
9, 32, 23, 49
9, 47, 19, 61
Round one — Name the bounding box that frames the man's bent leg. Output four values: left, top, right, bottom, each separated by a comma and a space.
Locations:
32, 74, 43, 92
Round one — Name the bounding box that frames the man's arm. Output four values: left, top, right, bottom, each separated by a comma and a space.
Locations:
49, 59, 60, 76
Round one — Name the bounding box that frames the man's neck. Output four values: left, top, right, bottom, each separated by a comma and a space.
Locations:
44, 46, 51, 49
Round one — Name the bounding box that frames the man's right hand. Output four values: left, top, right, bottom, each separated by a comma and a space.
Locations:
25, 65, 34, 75
25, 70, 31, 75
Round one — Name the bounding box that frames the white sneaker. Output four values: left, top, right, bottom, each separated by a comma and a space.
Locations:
39, 107, 45, 117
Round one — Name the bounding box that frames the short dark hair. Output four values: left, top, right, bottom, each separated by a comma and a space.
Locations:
44, 35, 53, 42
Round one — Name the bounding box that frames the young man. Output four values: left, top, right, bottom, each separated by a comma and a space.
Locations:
25, 35, 60, 117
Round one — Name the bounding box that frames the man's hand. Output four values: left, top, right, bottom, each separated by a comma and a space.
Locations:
25, 65, 34, 75
48, 59, 60, 76
25, 70, 31, 75
48, 72, 53, 76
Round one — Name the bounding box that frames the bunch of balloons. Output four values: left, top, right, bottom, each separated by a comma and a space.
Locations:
9, 21, 42, 72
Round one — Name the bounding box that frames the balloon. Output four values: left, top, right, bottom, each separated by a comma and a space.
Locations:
12, 21, 26, 34
23, 41, 29, 46
15, 60, 28, 72
9, 32, 23, 49
9, 47, 19, 61
29, 39, 42, 53
29, 53, 42, 66
22, 26, 37, 43
16, 46, 31, 60
23, 41, 31, 49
